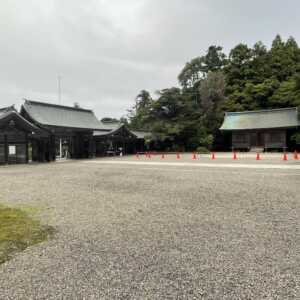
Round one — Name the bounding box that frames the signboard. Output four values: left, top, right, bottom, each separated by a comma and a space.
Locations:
9, 145, 16, 155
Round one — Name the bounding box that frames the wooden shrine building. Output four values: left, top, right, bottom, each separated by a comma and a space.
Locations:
0, 106, 45, 164
20, 100, 109, 161
93, 122, 149, 156
0, 99, 149, 165
220, 107, 299, 151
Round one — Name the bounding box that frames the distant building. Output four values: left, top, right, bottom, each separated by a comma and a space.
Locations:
93, 123, 149, 156
0, 100, 149, 165
220, 107, 299, 151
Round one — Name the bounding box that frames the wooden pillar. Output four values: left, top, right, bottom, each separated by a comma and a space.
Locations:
48, 135, 55, 161
38, 140, 42, 162
71, 136, 75, 158
70, 136, 74, 158
73, 134, 79, 159
88, 135, 94, 158
92, 139, 96, 157
52, 135, 56, 161
39, 140, 45, 162
134, 142, 136, 154
283, 130, 287, 151
122, 139, 125, 155
25, 133, 29, 163
33, 140, 39, 162
31, 140, 36, 161
4, 134, 8, 164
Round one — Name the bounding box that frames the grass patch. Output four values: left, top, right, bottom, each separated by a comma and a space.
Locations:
0, 205, 54, 264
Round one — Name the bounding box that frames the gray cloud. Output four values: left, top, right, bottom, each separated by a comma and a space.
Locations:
0, 0, 299, 118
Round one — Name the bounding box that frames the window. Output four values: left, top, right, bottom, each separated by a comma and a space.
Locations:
8, 145, 16, 155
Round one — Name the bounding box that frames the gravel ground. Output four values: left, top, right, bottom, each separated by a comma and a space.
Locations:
0, 155, 299, 299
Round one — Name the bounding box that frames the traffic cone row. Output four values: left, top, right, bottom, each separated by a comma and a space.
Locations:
137, 152, 217, 160
135, 151, 299, 161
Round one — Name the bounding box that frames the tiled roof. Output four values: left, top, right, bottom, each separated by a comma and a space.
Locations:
130, 130, 151, 139
93, 125, 150, 139
0, 105, 40, 132
220, 107, 299, 130
22, 100, 104, 130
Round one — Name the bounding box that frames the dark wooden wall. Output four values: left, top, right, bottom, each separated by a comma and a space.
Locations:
94, 136, 145, 156
0, 129, 29, 164
232, 129, 287, 150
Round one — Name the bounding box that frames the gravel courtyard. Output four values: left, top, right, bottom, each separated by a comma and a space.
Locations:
0, 155, 299, 299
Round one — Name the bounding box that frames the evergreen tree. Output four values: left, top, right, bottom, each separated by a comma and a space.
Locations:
128, 35, 300, 151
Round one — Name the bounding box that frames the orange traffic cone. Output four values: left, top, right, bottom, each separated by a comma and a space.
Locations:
136, 153, 139, 159
233, 152, 237, 160
283, 152, 288, 161
176, 153, 180, 159
256, 153, 261, 160
161, 153, 165, 159
294, 150, 299, 160
211, 152, 215, 160
192, 153, 197, 160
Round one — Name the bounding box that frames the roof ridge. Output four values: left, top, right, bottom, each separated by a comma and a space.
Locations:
0, 105, 16, 112
226, 107, 297, 115
23, 99, 94, 113
131, 130, 150, 132
0, 108, 40, 131
101, 120, 120, 123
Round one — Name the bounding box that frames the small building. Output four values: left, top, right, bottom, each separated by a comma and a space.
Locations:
93, 121, 149, 156
220, 107, 299, 151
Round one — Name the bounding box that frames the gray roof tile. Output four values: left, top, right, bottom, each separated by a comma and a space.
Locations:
0, 105, 40, 132
220, 107, 299, 131
130, 130, 151, 139
22, 100, 104, 130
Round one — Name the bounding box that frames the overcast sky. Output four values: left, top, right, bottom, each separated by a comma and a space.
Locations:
1, 0, 299, 119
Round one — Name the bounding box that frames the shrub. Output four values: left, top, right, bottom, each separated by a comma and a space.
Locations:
196, 146, 210, 153
199, 134, 214, 150
173, 145, 186, 152
291, 132, 300, 144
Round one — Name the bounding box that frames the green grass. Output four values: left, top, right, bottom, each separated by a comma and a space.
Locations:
0, 205, 54, 264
